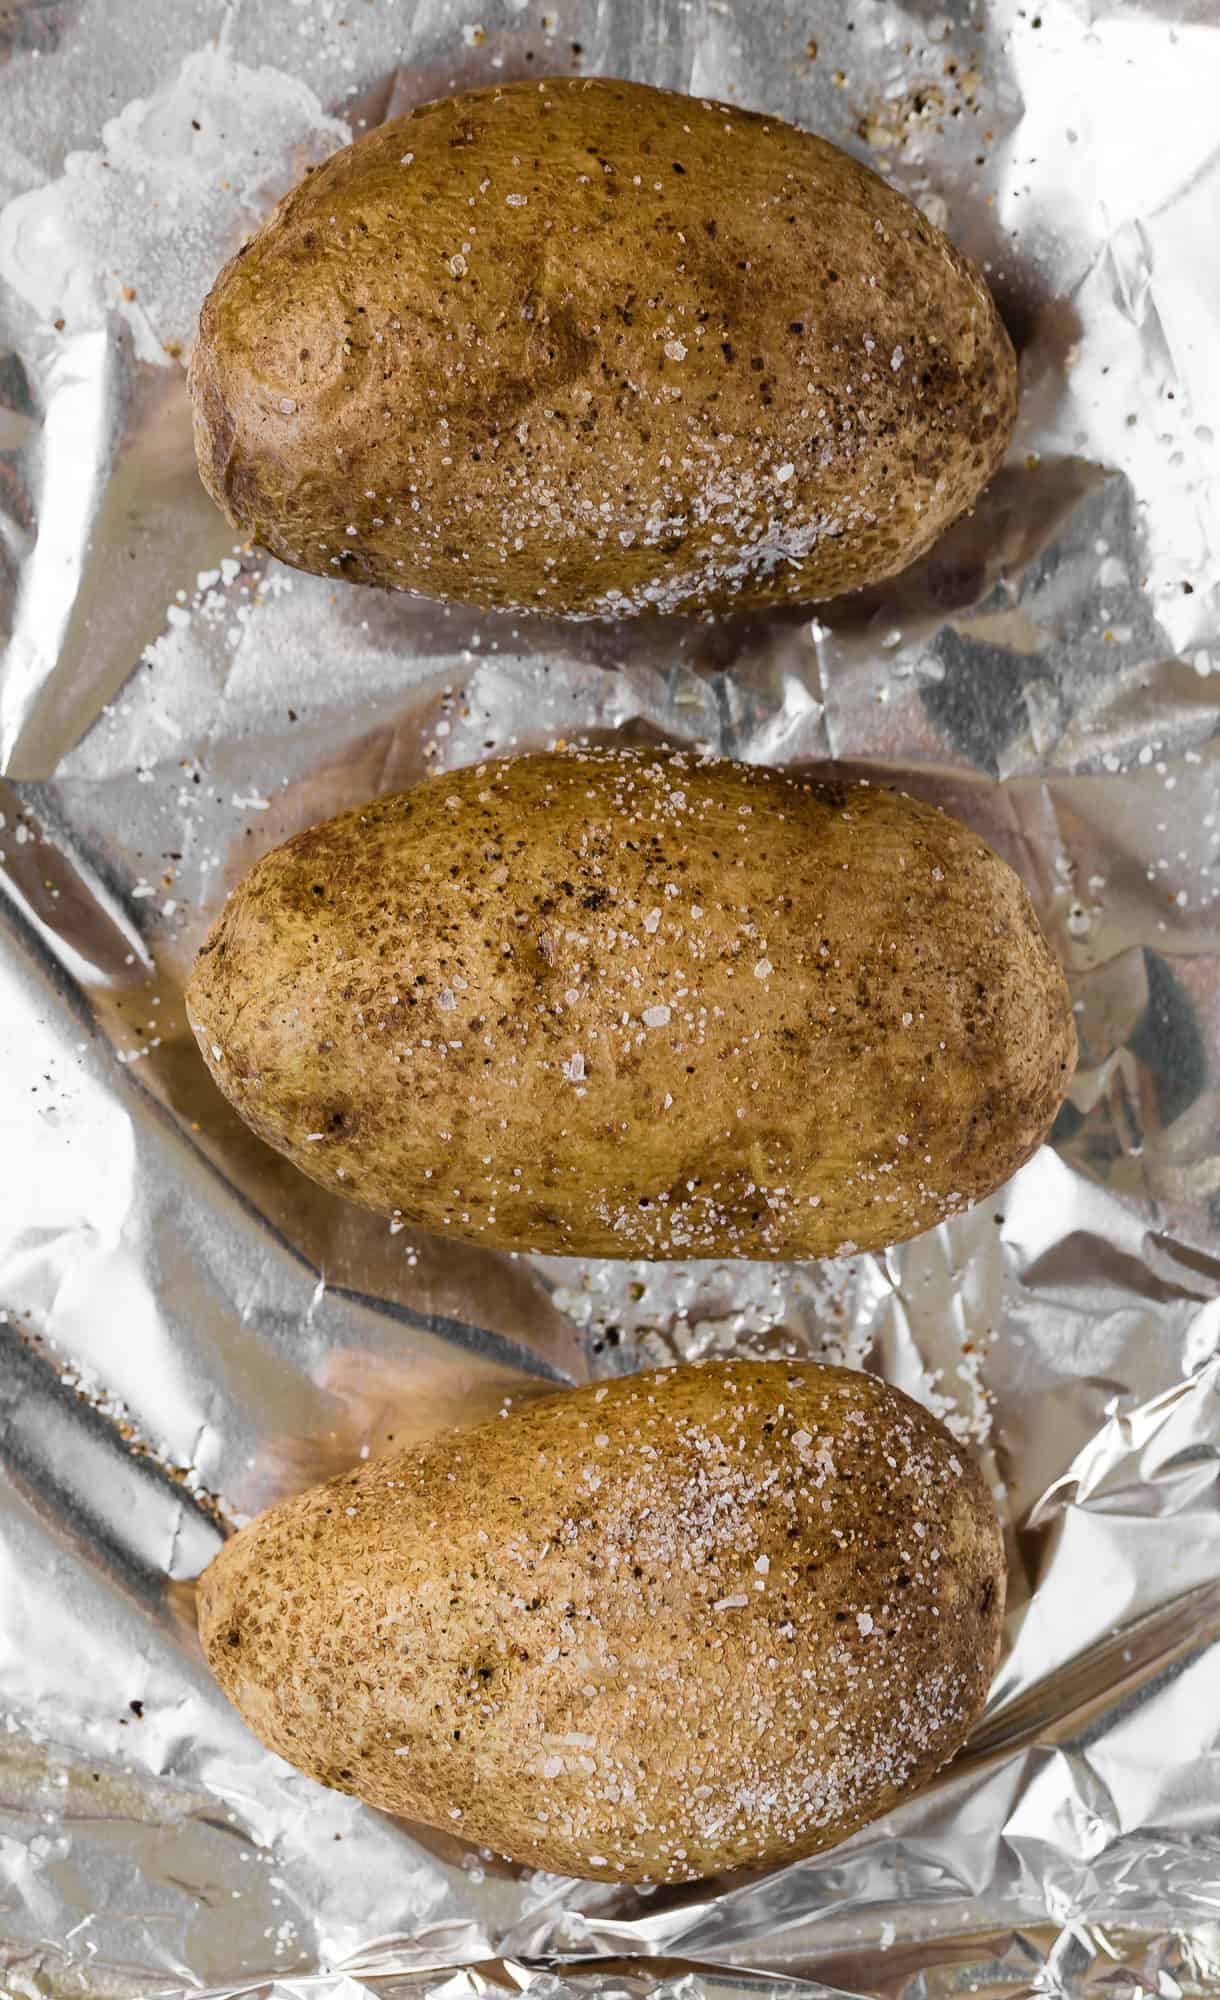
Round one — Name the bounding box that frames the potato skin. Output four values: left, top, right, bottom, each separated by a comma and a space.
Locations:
186, 748, 1075, 1260
189, 76, 1017, 618
197, 1358, 1005, 1883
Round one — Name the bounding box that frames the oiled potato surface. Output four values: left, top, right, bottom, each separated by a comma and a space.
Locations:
187, 748, 1076, 1260
190, 77, 1018, 617
198, 1358, 1007, 1882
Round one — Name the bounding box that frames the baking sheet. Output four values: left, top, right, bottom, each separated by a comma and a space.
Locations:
1, 0, 1218, 1994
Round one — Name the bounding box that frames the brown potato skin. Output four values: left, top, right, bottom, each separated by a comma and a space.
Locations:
186, 748, 1075, 1260
197, 1358, 1006, 1883
189, 76, 1017, 618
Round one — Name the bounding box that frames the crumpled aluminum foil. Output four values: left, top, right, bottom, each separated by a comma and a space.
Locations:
1, 0, 1218, 1993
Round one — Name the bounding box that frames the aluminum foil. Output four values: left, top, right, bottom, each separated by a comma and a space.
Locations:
1, 0, 1218, 1994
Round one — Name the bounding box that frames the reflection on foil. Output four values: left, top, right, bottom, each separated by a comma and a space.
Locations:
1, 0, 1219, 1993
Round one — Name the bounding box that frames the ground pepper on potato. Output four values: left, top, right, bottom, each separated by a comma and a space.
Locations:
197, 1358, 1007, 1883
186, 747, 1076, 1259
190, 76, 1018, 617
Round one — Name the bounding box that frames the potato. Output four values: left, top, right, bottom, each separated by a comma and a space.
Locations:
197, 1357, 1006, 1883
186, 748, 1075, 1260
189, 76, 1017, 618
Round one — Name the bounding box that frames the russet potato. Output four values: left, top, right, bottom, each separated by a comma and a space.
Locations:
186, 748, 1075, 1260
197, 1358, 1006, 1883
190, 76, 1017, 618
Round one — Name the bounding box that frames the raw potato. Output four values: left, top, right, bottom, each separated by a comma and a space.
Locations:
190, 76, 1017, 618
197, 1358, 1007, 1883
186, 748, 1076, 1260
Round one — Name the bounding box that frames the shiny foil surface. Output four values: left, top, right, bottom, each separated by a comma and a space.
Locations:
1, 0, 1218, 1994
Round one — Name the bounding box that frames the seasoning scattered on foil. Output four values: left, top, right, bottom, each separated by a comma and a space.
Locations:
1, 0, 1218, 1995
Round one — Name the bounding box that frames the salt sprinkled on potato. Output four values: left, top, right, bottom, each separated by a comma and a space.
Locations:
190, 77, 1017, 618
197, 1358, 1006, 1883
186, 747, 1075, 1260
